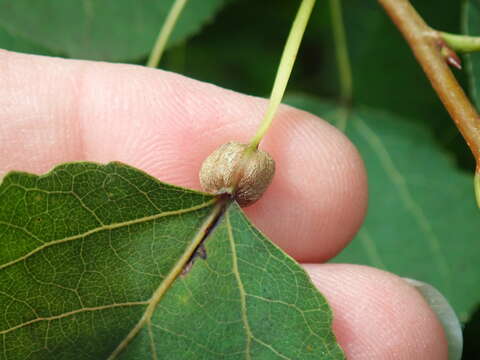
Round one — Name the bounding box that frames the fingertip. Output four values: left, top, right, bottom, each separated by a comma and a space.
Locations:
0, 51, 84, 176
304, 264, 449, 360
0, 53, 367, 262
247, 106, 368, 261
79, 64, 367, 261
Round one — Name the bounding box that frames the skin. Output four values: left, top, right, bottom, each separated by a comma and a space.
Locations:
0, 50, 448, 359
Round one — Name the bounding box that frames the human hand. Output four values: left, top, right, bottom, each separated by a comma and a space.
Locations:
0, 50, 448, 359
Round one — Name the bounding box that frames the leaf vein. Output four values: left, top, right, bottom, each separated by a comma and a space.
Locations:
355, 118, 450, 279
0, 199, 216, 271
0, 302, 148, 335
226, 213, 253, 360
253, 338, 291, 360
358, 228, 387, 269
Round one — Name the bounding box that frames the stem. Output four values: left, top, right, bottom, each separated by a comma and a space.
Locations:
441, 32, 480, 53
165, 41, 187, 73
475, 169, 480, 208
329, 0, 353, 131
147, 0, 188, 68
247, 0, 316, 151
378, 0, 480, 166
329, 0, 353, 104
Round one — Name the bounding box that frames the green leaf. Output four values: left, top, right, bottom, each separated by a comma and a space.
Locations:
0, 27, 52, 56
0, 0, 228, 62
463, 0, 480, 109
0, 162, 344, 359
286, 95, 480, 322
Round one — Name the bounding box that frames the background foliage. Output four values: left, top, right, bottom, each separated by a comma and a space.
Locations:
0, 0, 479, 357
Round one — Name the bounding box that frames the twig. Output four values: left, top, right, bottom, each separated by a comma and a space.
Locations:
329, 0, 353, 131
378, 0, 480, 205
147, 0, 188, 68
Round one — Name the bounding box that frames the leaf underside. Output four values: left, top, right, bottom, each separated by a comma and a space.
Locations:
0, 162, 343, 359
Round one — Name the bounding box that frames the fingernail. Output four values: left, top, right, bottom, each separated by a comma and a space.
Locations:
403, 278, 463, 360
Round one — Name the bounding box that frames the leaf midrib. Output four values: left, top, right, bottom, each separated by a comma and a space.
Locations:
106, 200, 225, 359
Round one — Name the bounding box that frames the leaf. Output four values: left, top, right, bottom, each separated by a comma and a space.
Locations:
286, 95, 480, 322
0, 0, 229, 62
463, 0, 480, 109
0, 27, 52, 56
0, 162, 344, 359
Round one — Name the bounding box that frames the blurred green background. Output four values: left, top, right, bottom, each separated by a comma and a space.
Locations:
0, 0, 478, 357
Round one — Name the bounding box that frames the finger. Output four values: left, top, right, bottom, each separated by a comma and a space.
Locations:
304, 264, 448, 359
0, 50, 367, 262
